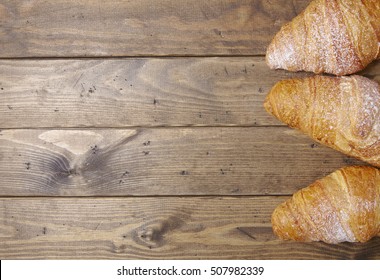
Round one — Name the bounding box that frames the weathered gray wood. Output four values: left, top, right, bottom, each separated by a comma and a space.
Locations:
0, 127, 365, 196
0, 0, 311, 57
0, 197, 378, 259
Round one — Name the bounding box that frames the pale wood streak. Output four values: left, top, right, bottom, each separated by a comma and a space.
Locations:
0, 127, 365, 196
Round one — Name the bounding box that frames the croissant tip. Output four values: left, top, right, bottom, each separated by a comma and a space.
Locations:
271, 195, 313, 242
265, 43, 279, 70
263, 79, 292, 119
263, 96, 273, 114
271, 203, 292, 239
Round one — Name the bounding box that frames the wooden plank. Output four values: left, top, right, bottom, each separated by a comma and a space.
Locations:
1, 58, 380, 128
0, 127, 365, 196
0, 0, 311, 57
0, 57, 302, 128
1, 197, 378, 259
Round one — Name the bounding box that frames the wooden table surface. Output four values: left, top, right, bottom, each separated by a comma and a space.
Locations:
1, 0, 379, 259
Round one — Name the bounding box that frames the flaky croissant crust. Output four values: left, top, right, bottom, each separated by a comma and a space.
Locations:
266, 0, 380, 76
264, 75, 380, 168
272, 166, 380, 243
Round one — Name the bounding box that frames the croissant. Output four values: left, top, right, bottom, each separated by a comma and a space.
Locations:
264, 75, 380, 167
266, 0, 380, 76
272, 166, 380, 243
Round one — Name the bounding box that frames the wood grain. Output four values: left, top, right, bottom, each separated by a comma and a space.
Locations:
0, 127, 364, 196
0, 0, 311, 57
2, 0, 379, 261
1, 197, 378, 259
1, 58, 379, 128
0, 57, 302, 128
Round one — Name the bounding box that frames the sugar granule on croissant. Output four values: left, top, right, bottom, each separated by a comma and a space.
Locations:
264, 75, 380, 167
272, 166, 380, 243
266, 0, 380, 76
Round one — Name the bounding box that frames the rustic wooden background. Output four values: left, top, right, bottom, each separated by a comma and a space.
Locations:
1, 0, 379, 259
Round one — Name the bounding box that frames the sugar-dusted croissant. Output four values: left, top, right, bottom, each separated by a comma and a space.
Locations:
264, 75, 380, 167
266, 0, 380, 76
272, 166, 380, 243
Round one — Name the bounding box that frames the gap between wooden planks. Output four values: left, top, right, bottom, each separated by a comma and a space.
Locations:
1, 197, 379, 259
0, 57, 379, 128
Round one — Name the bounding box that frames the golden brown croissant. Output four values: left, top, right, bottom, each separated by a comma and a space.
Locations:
272, 166, 380, 243
266, 0, 380, 76
264, 75, 380, 167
